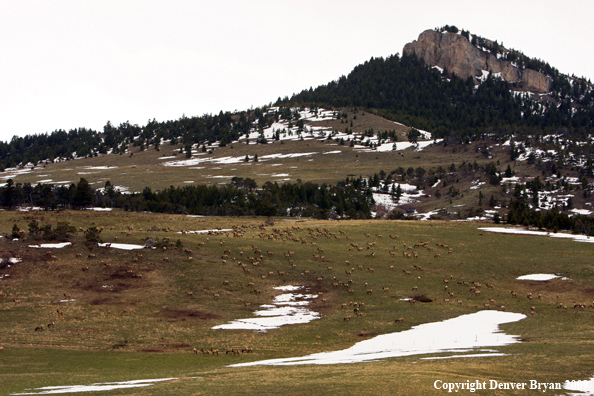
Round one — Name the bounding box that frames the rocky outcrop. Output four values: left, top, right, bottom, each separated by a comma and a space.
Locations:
403, 29, 551, 93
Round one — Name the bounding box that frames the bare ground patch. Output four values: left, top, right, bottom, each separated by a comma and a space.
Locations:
159, 308, 222, 321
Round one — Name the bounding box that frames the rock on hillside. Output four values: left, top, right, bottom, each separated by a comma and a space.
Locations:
403, 29, 551, 93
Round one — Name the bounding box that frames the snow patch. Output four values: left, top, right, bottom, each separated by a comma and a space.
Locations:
212, 286, 320, 332
29, 242, 72, 249
10, 378, 179, 395
478, 227, 594, 243
229, 310, 525, 366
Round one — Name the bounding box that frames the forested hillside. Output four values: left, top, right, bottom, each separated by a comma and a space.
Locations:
278, 52, 594, 141
2, 28, 593, 172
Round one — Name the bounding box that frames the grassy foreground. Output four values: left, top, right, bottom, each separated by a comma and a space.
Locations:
1, 210, 593, 395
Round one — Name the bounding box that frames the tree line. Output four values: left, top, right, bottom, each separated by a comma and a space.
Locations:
0, 177, 373, 220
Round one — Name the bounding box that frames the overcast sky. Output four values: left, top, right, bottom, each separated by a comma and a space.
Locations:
1, 0, 593, 142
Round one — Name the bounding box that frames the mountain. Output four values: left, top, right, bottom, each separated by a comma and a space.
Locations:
280, 26, 594, 140
0, 27, 593, 232
403, 28, 551, 93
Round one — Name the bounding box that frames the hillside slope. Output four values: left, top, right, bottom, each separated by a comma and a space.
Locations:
0, 27, 592, 230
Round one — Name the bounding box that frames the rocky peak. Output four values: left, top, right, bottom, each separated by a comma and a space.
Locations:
403, 29, 552, 93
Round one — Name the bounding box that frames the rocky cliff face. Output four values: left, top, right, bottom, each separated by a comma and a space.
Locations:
403, 29, 551, 93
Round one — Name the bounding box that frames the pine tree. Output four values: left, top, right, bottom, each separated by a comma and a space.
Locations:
72, 178, 94, 208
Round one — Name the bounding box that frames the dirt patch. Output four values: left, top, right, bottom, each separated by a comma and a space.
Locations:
110, 269, 144, 279
91, 297, 125, 305
162, 343, 193, 348
160, 308, 222, 320
584, 287, 594, 295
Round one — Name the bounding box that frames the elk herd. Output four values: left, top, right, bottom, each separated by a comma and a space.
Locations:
4, 218, 591, 358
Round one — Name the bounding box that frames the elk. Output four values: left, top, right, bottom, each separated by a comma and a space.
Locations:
35, 325, 44, 331
344, 316, 351, 321
395, 317, 404, 323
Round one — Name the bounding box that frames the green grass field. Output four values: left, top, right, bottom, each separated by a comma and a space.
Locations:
1, 210, 593, 395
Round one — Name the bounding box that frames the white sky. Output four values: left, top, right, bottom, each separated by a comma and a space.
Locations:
1, 0, 593, 142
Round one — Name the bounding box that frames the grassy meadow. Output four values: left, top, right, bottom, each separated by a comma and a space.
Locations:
1, 210, 594, 395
